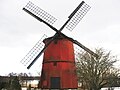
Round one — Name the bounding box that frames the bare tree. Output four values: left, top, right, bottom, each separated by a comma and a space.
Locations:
76, 48, 119, 90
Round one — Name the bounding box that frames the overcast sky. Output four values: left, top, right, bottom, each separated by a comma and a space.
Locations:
0, 0, 120, 76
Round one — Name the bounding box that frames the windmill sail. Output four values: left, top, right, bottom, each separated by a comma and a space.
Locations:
23, 1, 57, 25
66, 1, 91, 31
20, 34, 47, 67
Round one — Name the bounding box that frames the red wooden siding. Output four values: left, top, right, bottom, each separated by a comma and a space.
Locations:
40, 36, 78, 89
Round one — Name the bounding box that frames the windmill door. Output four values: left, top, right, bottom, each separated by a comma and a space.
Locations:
50, 77, 61, 89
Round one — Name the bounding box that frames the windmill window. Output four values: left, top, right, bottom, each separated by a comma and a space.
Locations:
53, 62, 57, 66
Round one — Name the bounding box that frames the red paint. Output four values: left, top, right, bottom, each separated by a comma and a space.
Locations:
40, 36, 78, 89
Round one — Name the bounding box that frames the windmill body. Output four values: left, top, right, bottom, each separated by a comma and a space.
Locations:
40, 35, 77, 89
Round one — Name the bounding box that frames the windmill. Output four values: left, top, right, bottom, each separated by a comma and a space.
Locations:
21, 1, 98, 89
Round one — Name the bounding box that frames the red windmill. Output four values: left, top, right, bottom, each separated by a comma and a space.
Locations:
21, 1, 98, 89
